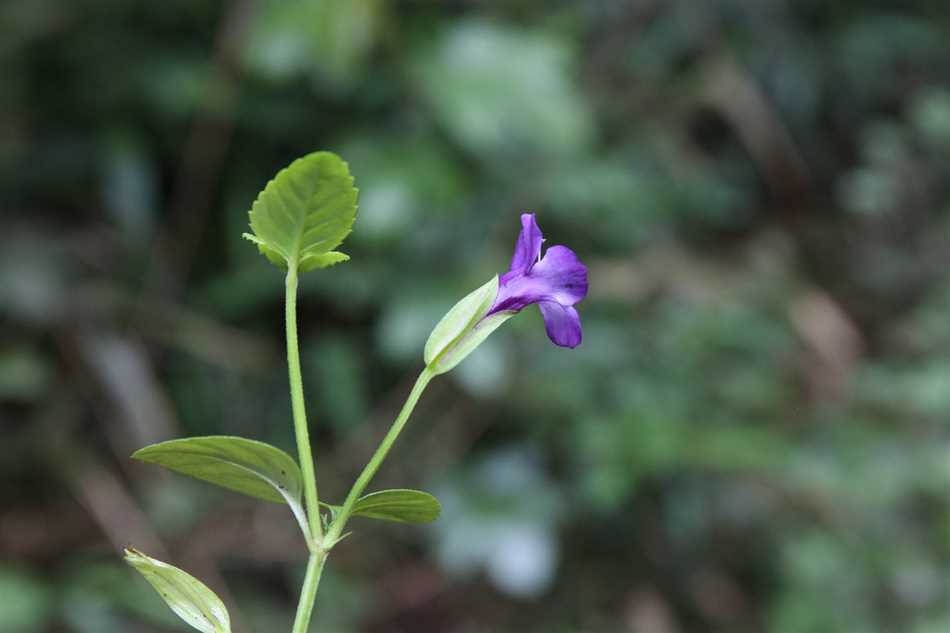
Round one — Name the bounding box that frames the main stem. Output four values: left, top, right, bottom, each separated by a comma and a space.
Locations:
286, 265, 322, 546
324, 368, 435, 546
287, 265, 327, 633
291, 551, 326, 633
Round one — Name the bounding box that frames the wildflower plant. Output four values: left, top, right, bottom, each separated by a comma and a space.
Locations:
123, 151, 588, 633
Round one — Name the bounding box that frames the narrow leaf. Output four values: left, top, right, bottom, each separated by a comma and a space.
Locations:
351, 489, 442, 524
243, 151, 358, 272
125, 548, 231, 633
424, 276, 498, 367
132, 436, 308, 536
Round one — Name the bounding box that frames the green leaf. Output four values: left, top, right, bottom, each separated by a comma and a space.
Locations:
132, 436, 308, 535
242, 151, 358, 272
124, 548, 231, 633
424, 276, 499, 371
352, 489, 442, 523
299, 250, 350, 272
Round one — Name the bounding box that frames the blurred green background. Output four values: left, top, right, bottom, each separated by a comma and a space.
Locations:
2, 1, 950, 631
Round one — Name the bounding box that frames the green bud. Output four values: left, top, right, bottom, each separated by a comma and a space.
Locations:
424, 276, 513, 375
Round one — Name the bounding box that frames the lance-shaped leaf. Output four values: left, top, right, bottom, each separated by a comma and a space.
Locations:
324, 489, 441, 524
132, 436, 309, 537
242, 151, 358, 272
125, 548, 231, 633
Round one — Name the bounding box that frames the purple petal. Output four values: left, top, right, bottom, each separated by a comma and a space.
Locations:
539, 302, 582, 348
490, 273, 553, 314
530, 245, 588, 306
509, 213, 544, 274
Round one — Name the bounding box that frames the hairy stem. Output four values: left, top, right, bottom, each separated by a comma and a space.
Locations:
286, 265, 322, 547
290, 551, 327, 633
324, 368, 435, 546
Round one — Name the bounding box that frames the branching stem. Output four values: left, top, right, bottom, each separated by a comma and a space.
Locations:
286, 265, 435, 633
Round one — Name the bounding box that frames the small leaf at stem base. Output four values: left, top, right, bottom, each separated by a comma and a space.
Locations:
125, 547, 231, 633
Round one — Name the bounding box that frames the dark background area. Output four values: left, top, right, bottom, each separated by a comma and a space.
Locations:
2, 1, 949, 631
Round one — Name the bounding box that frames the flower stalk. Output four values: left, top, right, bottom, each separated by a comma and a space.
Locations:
324, 368, 435, 547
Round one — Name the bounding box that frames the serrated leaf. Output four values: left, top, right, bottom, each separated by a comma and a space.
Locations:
424, 276, 498, 367
299, 250, 349, 272
351, 489, 441, 523
125, 548, 231, 633
243, 151, 358, 272
132, 436, 309, 536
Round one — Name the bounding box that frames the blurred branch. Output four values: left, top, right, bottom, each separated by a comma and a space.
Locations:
134, 0, 254, 304
789, 289, 863, 403
703, 58, 812, 201
76, 282, 277, 372
68, 453, 169, 559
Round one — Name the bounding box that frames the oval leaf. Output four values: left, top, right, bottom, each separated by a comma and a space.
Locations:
133, 436, 301, 504
424, 276, 498, 369
132, 436, 308, 535
242, 151, 358, 272
125, 548, 231, 633
351, 489, 441, 524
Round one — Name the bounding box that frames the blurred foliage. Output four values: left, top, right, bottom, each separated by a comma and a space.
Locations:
2, 1, 949, 632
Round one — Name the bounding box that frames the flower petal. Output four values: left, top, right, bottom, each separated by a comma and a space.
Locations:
538, 302, 582, 348
530, 245, 588, 306
509, 213, 544, 273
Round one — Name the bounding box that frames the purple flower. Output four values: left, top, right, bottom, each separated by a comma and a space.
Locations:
486, 213, 588, 348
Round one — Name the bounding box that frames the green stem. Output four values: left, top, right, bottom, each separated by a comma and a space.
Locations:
290, 551, 327, 633
286, 265, 322, 547
324, 368, 435, 546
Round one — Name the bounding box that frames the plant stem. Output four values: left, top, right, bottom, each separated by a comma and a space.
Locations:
286, 265, 322, 547
324, 368, 435, 546
290, 551, 327, 633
